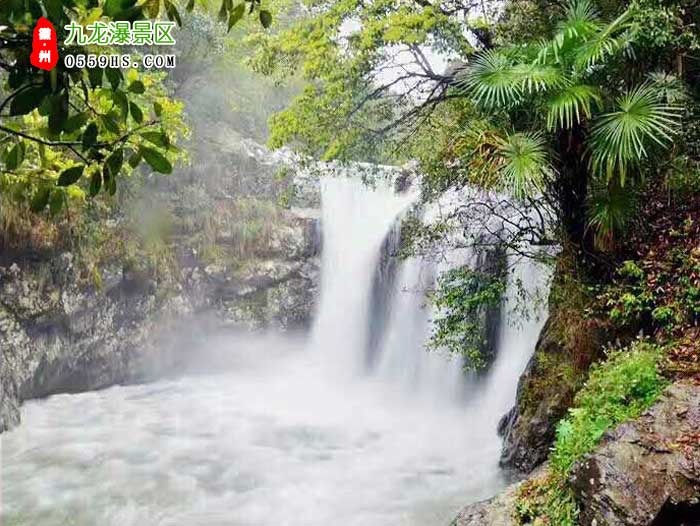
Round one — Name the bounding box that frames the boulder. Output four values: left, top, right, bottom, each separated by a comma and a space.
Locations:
570, 381, 700, 526
452, 490, 518, 526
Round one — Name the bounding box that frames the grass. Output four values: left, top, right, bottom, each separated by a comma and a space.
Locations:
514, 340, 666, 526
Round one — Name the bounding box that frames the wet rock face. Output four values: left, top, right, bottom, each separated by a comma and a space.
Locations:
0, 211, 320, 432
452, 476, 524, 526
0, 254, 195, 432
570, 382, 700, 526
498, 318, 574, 472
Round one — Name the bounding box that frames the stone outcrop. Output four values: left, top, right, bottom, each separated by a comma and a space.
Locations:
498, 288, 612, 473
498, 318, 578, 472
0, 205, 320, 433
0, 254, 195, 432
570, 381, 700, 526
452, 485, 519, 526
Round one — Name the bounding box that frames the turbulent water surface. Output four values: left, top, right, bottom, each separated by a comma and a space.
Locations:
1, 177, 548, 525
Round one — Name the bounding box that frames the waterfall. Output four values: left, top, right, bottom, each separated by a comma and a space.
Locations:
310, 176, 416, 372
312, 175, 550, 410
2, 171, 552, 526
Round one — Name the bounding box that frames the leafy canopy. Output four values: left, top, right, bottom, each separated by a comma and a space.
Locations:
0, 0, 272, 216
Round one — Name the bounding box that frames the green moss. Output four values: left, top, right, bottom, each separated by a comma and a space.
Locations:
515, 340, 667, 526
550, 341, 666, 475
515, 474, 579, 526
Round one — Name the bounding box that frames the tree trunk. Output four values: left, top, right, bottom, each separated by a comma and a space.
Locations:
553, 125, 591, 254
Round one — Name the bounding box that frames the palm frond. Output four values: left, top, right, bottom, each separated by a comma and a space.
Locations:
589, 83, 682, 185
546, 84, 602, 129
454, 50, 522, 107
574, 9, 631, 70
586, 179, 636, 251
495, 132, 553, 199
549, 0, 601, 60
511, 63, 566, 93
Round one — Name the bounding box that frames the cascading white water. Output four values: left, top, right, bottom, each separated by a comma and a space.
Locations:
310, 176, 416, 372
1, 175, 549, 526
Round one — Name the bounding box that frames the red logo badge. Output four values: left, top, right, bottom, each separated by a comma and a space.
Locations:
30, 17, 59, 71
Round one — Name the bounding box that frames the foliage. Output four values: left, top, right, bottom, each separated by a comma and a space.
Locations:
0, 0, 197, 220
452, 0, 688, 249
245, 0, 482, 161
515, 473, 579, 526
0, 0, 275, 218
428, 263, 506, 368
598, 184, 700, 335
515, 340, 665, 526
252, 0, 698, 260
550, 341, 665, 474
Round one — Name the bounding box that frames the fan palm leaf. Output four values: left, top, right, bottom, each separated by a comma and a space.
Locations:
495, 132, 553, 199
586, 179, 636, 251
573, 9, 631, 70
546, 84, 602, 129
454, 50, 522, 107
589, 83, 682, 184
546, 0, 601, 62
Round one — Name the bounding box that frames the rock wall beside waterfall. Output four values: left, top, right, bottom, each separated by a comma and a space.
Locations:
0, 203, 320, 433
497, 265, 612, 473
570, 381, 700, 526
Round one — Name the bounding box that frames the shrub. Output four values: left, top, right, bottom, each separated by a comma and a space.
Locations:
550, 341, 666, 475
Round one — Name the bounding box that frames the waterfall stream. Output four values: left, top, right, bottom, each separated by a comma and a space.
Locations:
1, 176, 549, 525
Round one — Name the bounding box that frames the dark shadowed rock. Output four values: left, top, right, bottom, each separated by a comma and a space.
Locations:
570, 381, 700, 526
498, 318, 574, 472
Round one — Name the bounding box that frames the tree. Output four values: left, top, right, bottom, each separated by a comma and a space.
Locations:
452, 0, 686, 253
0, 0, 271, 215
245, 0, 500, 161
254, 0, 698, 258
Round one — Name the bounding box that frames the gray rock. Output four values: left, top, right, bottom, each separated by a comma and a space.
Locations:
452, 478, 524, 526
570, 381, 700, 526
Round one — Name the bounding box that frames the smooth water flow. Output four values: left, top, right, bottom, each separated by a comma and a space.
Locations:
1, 177, 548, 526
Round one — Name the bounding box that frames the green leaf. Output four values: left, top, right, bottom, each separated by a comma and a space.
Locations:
495, 132, 552, 199
112, 90, 129, 121
153, 102, 163, 117
228, 3, 245, 29
48, 93, 69, 134
259, 9, 272, 28
30, 187, 51, 213
82, 123, 99, 149
106, 148, 124, 178
88, 170, 102, 196
590, 83, 682, 184
140, 131, 170, 148
454, 50, 522, 108
102, 113, 121, 134
64, 112, 88, 134
105, 67, 123, 90
141, 147, 173, 174
103, 166, 117, 195
87, 67, 104, 89
10, 86, 47, 116
5, 142, 26, 170
57, 165, 85, 186
164, 0, 182, 26
128, 81, 145, 94
128, 150, 143, 168
49, 190, 64, 215
130, 102, 144, 123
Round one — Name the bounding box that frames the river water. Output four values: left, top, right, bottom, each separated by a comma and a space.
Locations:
1, 176, 548, 525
